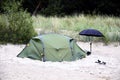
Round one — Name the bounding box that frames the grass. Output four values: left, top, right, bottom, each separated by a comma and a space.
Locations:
32, 15, 120, 43
32, 14, 120, 43
1, 14, 119, 44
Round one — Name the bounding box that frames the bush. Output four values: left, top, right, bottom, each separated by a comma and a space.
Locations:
0, 11, 37, 44
0, 0, 37, 44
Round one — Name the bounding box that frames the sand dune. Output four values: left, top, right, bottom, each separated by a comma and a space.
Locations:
0, 42, 120, 80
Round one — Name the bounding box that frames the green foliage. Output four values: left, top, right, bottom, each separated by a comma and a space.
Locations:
0, 11, 37, 44
32, 15, 120, 44
0, 0, 22, 14
0, 0, 37, 44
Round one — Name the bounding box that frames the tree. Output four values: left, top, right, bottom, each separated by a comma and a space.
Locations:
21, 0, 120, 16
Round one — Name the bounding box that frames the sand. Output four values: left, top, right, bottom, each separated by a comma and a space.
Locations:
0, 42, 120, 80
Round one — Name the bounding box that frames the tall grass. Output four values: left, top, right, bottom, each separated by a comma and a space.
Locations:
32, 14, 120, 43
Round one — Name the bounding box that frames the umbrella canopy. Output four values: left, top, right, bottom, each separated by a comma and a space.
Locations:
79, 29, 104, 53
79, 29, 104, 37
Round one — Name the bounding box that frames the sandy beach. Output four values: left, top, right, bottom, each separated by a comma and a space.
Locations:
0, 42, 120, 80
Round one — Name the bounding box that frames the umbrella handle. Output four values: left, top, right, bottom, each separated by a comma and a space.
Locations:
90, 42, 92, 53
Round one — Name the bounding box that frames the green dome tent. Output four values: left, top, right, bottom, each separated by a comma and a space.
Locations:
17, 34, 86, 62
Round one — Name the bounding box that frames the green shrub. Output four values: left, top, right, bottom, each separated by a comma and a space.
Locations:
0, 0, 37, 44
0, 11, 37, 44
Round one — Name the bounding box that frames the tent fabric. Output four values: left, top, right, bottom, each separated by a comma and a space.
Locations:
17, 34, 86, 62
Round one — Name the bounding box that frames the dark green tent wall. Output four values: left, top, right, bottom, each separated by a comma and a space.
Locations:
17, 34, 86, 62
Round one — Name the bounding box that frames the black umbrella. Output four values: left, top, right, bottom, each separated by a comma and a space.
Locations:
79, 29, 104, 53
